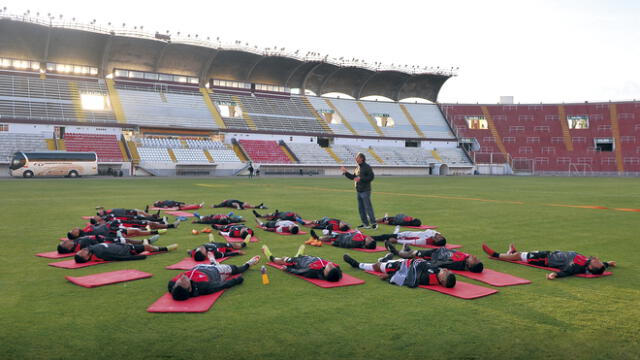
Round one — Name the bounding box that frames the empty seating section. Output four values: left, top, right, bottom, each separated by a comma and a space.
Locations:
212, 92, 326, 133
138, 137, 182, 148
117, 86, 215, 129
359, 101, 419, 138
306, 96, 353, 135
239, 140, 291, 164
437, 148, 472, 165
0, 133, 47, 162
287, 143, 337, 164
208, 92, 250, 129
329, 98, 381, 136
171, 148, 210, 163
0, 74, 116, 123
444, 102, 640, 173
64, 133, 123, 162
371, 146, 437, 166
209, 148, 241, 163
331, 145, 380, 165
136, 136, 241, 163
402, 103, 455, 139
137, 147, 172, 162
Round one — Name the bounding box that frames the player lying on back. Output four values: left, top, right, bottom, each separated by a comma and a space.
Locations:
482, 243, 615, 279
168, 255, 260, 301
343, 254, 456, 288
386, 242, 484, 273
212, 199, 267, 210
262, 244, 342, 282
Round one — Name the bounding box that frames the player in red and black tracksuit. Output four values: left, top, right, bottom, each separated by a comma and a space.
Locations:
74, 241, 177, 263
97, 208, 160, 221
258, 219, 300, 234
262, 245, 342, 282
212, 199, 266, 210
482, 243, 616, 279
252, 210, 304, 224
66, 220, 160, 240
57, 235, 104, 254
168, 256, 260, 301
387, 243, 484, 273
376, 213, 422, 227
57, 232, 160, 254
303, 217, 350, 232
187, 242, 247, 261
213, 224, 254, 239
309, 230, 376, 249
153, 200, 185, 208
342, 255, 456, 288
192, 213, 245, 225
90, 215, 179, 230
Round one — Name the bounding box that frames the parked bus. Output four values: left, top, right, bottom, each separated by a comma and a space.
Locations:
9, 151, 98, 178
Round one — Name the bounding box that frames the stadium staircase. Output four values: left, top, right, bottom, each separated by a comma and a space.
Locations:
556, 105, 574, 152
302, 97, 333, 133
105, 79, 127, 123
399, 104, 426, 137
481, 106, 509, 156
430, 149, 443, 162
231, 96, 257, 130
324, 99, 358, 135
608, 103, 624, 174
200, 88, 226, 129
357, 101, 385, 136
68, 81, 86, 122
325, 147, 343, 163
367, 148, 384, 164
278, 141, 299, 163
231, 139, 249, 162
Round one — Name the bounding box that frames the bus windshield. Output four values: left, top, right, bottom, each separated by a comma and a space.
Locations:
10, 152, 26, 170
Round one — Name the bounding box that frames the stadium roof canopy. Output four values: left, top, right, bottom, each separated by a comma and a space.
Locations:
0, 16, 454, 101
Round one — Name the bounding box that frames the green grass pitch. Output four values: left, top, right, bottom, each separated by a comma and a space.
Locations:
1, 176, 639, 359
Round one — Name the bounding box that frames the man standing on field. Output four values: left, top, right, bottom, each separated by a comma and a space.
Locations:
340, 152, 376, 229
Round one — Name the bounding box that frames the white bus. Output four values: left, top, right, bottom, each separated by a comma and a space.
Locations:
9, 151, 98, 178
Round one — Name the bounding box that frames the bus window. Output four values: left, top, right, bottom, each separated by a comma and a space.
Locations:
10, 152, 26, 170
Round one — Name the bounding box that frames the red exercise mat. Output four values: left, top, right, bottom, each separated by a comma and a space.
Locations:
489, 257, 612, 278
267, 262, 365, 288
65, 269, 152, 288
412, 243, 463, 250
48, 251, 163, 269
165, 256, 230, 270
222, 234, 259, 243
165, 211, 196, 217
147, 275, 240, 313
364, 270, 497, 299
450, 269, 531, 287
257, 226, 307, 235
36, 251, 75, 259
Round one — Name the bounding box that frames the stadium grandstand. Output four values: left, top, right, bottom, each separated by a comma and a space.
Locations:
1, 14, 639, 177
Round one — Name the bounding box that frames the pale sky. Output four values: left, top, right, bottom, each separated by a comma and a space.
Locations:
2, 0, 639, 104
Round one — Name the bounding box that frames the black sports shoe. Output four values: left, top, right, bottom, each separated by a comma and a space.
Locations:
310, 229, 319, 240
252, 210, 261, 218
357, 224, 370, 229
371, 224, 378, 230
385, 241, 399, 256
378, 253, 394, 263
343, 254, 360, 268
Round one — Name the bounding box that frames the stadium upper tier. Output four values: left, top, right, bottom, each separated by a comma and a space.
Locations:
0, 17, 451, 102
443, 103, 640, 174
